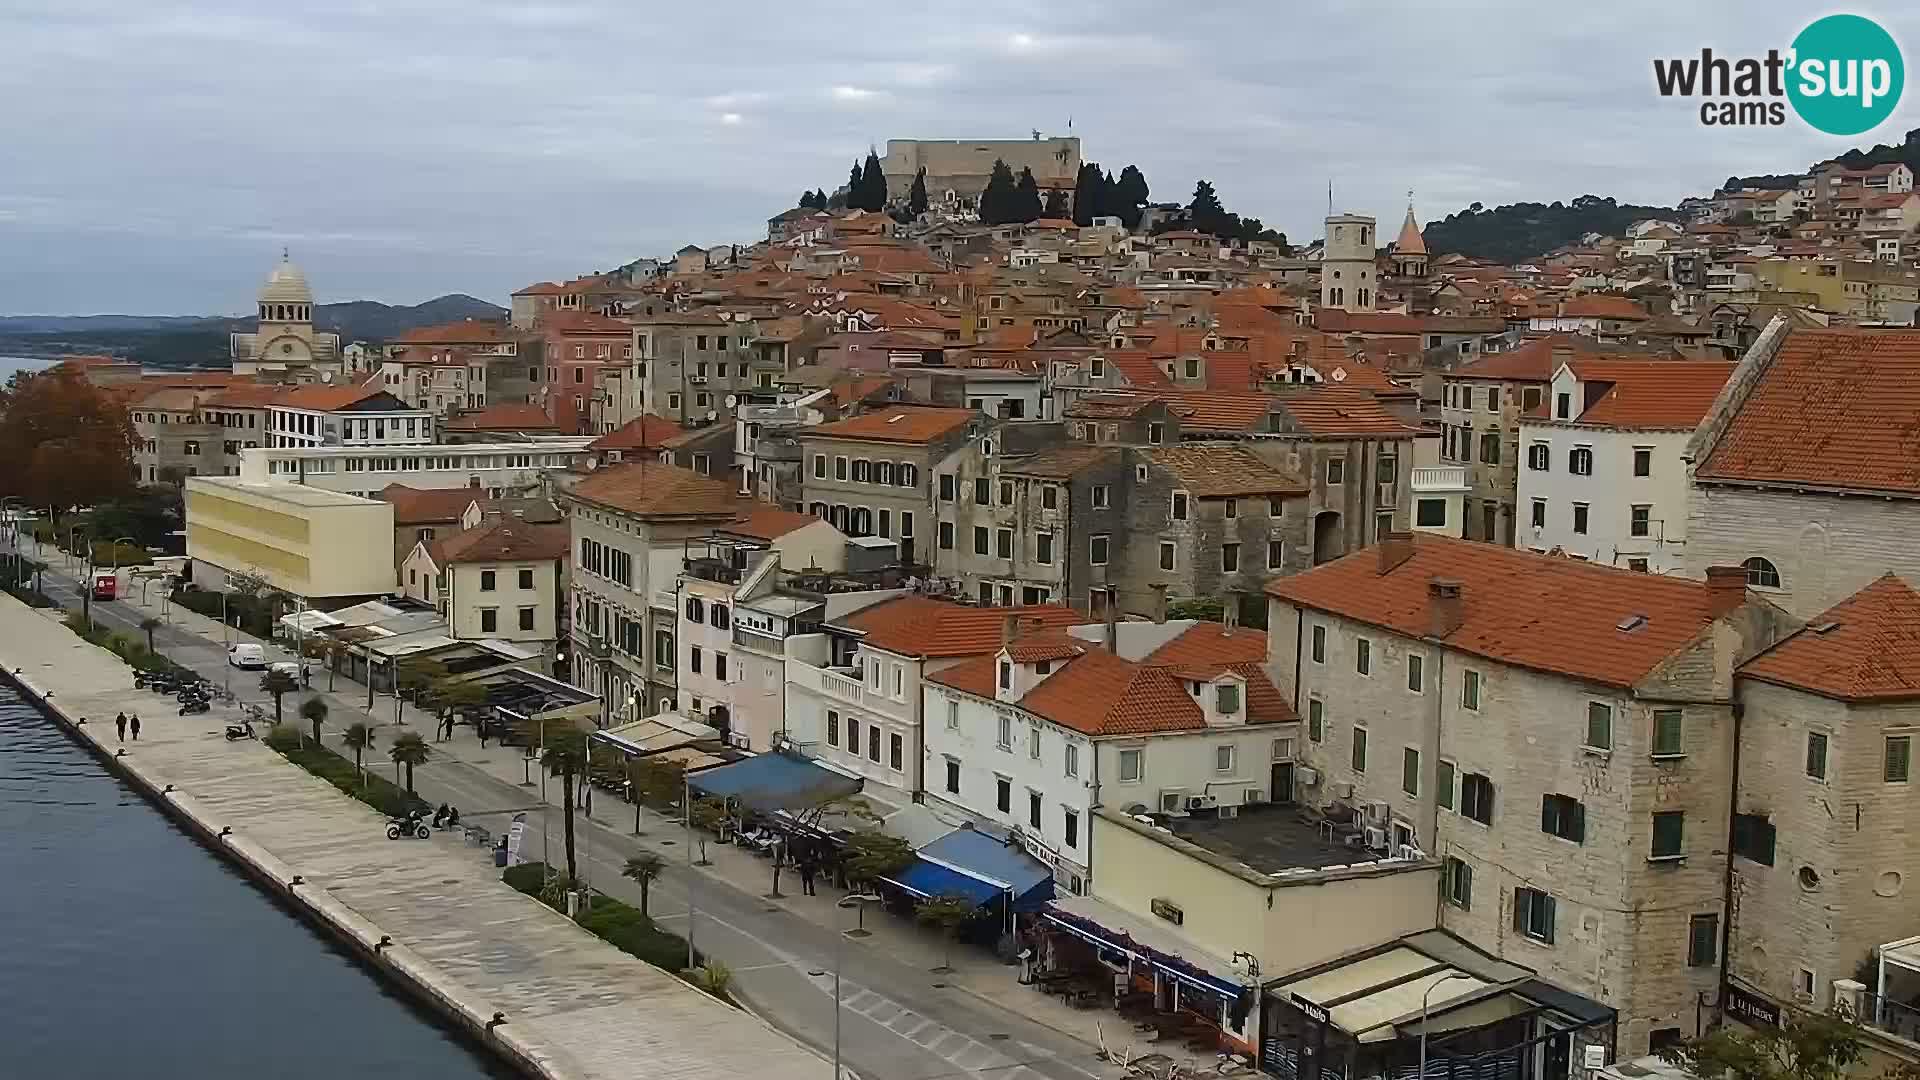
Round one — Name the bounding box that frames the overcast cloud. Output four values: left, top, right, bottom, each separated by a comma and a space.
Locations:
1, 0, 1915, 314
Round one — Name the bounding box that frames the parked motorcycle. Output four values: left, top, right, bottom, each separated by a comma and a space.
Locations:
385, 812, 431, 840
179, 697, 211, 715
223, 719, 255, 741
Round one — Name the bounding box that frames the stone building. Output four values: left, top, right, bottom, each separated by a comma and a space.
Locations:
1689, 321, 1920, 618
798, 404, 984, 564
878, 136, 1081, 208
1439, 340, 1559, 544
1264, 535, 1797, 1056
230, 254, 341, 377
1320, 213, 1377, 313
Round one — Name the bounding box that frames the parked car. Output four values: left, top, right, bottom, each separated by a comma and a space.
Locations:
227, 644, 266, 670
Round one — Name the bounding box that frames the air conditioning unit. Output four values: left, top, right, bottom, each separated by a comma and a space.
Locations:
1296, 766, 1320, 787
1364, 800, 1392, 825
1331, 780, 1354, 800
690, 376, 709, 384
1363, 826, 1389, 850
1217, 805, 1240, 819
1185, 794, 1220, 812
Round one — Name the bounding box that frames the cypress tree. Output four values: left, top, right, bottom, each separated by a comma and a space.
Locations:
1042, 190, 1069, 218
1013, 167, 1043, 223
859, 150, 887, 211
908, 167, 929, 216
979, 159, 1017, 224
1071, 162, 1102, 226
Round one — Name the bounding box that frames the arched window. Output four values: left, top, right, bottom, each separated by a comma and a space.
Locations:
685, 597, 705, 622
1742, 557, 1781, 589
1568, 447, 1593, 476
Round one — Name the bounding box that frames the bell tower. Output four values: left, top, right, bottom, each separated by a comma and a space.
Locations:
1320, 213, 1378, 312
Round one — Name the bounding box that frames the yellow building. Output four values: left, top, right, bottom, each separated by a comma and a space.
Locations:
186, 477, 396, 600
1751, 258, 1920, 321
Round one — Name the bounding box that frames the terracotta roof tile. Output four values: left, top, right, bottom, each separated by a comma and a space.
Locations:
1556, 295, 1649, 320
1147, 445, 1305, 496
202, 383, 286, 408
836, 598, 1079, 658
378, 484, 480, 525
271, 384, 385, 412
1001, 445, 1119, 479
1739, 574, 1920, 701
569, 460, 743, 518
1266, 534, 1739, 689
445, 402, 562, 432
1698, 328, 1920, 495
1563, 358, 1735, 429
1454, 335, 1655, 383
392, 320, 511, 345
1269, 388, 1423, 438
435, 520, 570, 565
804, 405, 976, 444
723, 507, 823, 542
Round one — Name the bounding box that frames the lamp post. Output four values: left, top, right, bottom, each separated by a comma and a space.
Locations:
813, 892, 880, 1080
1419, 972, 1478, 1080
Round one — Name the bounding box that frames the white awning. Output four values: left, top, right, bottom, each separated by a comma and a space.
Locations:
1881, 935, 1920, 975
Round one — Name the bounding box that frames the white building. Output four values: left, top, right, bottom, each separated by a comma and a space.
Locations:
230, 253, 341, 377
238, 440, 593, 499
1265, 533, 1796, 1056
398, 518, 569, 652
783, 597, 1081, 806
265, 385, 436, 450
923, 610, 1296, 893
1516, 357, 1733, 572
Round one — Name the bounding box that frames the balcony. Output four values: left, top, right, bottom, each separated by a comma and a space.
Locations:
1411, 465, 1470, 494
790, 659, 871, 708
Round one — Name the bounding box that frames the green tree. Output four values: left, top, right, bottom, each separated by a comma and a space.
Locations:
388, 730, 431, 793
915, 894, 978, 973
1071, 162, 1104, 226
621, 853, 667, 917
858, 150, 887, 211
0, 364, 140, 511
343, 722, 374, 786
298, 696, 328, 749
842, 828, 912, 888
542, 731, 589, 882
1012, 167, 1042, 223
1189, 179, 1227, 233
908, 167, 929, 216
687, 796, 727, 865
259, 668, 298, 726
423, 676, 486, 741
979, 159, 1018, 224
1042, 189, 1069, 219
797, 189, 817, 210
139, 616, 160, 654
1115, 164, 1150, 222
1658, 1010, 1916, 1080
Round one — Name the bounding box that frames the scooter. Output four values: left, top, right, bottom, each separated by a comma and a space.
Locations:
179, 697, 211, 715
224, 719, 255, 741
385, 812, 431, 840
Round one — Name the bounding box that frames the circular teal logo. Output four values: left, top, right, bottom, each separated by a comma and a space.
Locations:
1788, 14, 1904, 136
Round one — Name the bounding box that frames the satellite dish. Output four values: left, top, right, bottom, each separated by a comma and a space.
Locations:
724, 394, 738, 409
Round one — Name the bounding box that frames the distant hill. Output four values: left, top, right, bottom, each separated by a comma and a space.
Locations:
0, 294, 507, 367
1422, 195, 1682, 264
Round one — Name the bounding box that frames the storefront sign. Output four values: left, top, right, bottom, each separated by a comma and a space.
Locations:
1724, 982, 1782, 1028
1149, 897, 1184, 925
1292, 994, 1331, 1025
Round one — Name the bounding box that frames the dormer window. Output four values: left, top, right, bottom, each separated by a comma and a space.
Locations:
1217, 683, 1241, 714
998, 660, 1012, 689
1035, 661, 1052, 675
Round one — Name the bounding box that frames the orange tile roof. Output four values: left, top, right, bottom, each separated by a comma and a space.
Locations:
1697, 329, 1920, 495
836, 598, 1080, 658
514, 281, 566, 296
433, 520, 570, 565
393, 320, 511, 345
1102, 350, 1174, 389
1146, 445, 1305, 497
1266, 534, 1740, 689
203, 383, 288, 408
1739, 574, 1920, 701
569, 460, 742, 518
543, 310, 631, 335
1002, 445, 1118, 479
1556, 295, 1649, 320
1562, 358, 1735, 429
1271, 388, 1423, 438
378, 484, 481, 525
270, 384, 386, 411
1453, 335, 1665, 382
723, 507, 822, 542
588, 415, 685, 451
828, 375, 900, 408
445, 402, 562, 432
804, 405, 976, 444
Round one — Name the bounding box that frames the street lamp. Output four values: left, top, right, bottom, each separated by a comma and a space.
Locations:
1419, 972, 1478, 1080
812, 892, 881, 1080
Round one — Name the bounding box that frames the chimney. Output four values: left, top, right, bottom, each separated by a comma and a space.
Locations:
1427, 578, 1465, 639
1104, 584, 1119, 654
1001, 613, 1018, 649
1705, 565, 1749, 619
1149, 583, 1169, 625
1222, 592, 1239, 636
1377, 531, 1415, 575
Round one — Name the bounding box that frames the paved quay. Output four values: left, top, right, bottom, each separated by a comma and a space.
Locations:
0, 590, 832, 1080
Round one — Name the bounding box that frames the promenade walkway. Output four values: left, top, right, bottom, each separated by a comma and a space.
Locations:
0, 590, 832, 1080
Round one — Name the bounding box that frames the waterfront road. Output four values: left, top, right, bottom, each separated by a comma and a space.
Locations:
26, 547, 1133, 1080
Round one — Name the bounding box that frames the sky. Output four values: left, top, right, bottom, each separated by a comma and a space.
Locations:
3, 0, 1918, 315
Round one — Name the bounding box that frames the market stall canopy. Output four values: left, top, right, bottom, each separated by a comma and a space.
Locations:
886, 826, 1055, 911
688, 751, 862, 812
591, 713, 719, 757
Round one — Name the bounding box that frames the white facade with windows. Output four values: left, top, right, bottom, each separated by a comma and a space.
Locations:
786, 638, 930, 803
237, 441, 593, 498
266, 400, 435, 450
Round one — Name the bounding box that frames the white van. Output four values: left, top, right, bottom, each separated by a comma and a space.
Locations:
227, 644, 266, 670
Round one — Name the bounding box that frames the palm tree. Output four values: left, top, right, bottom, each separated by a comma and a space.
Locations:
298, 696, 328, 749
138, 616, 160, 654
621, 853, 667, 918
343, 722, 373, 786
541, 732, 589, 883
389, 731, 430, 793
259, 668, 298, 726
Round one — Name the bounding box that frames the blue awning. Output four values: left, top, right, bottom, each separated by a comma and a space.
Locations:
686, 751, 861, 812
919, 827, 1056, 912
885, 859, 1002, 906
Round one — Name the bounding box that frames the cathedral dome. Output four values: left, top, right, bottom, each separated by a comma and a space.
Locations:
259, 254, 313, 305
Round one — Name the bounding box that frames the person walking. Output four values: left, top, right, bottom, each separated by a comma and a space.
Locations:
798, 852, 818, 896
129, 713, 141, 741
115, 712, 127, 742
